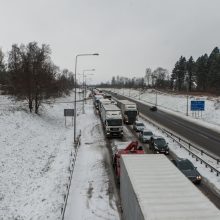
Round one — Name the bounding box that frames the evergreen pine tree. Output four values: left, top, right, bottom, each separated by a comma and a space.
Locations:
186, 56, 195, 92
195, 54, 209, 91
207, 47, 220, 91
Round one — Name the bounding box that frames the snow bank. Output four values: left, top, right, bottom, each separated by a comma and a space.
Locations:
0, 94, 75, 219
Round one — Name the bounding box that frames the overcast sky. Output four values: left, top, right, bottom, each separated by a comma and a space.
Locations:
0, 0, 220, 84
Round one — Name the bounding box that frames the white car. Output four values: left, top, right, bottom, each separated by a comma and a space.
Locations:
139, 130, 153, 143
133, 121, 145, 132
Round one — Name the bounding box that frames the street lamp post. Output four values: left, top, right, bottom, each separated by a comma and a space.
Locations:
81, 69, 95, 113
74, 53, 99, 143
84, 73, 94, 104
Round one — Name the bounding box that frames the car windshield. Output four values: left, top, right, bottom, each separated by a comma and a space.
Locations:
143, 131, 153, 136
155, 138, 166, 146
137, 123, 144, 127
178, 160, 195, 170
107, 119, 122, 126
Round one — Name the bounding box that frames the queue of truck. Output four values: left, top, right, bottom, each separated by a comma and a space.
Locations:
91, 89, 220, 220
93, 89, 138, 138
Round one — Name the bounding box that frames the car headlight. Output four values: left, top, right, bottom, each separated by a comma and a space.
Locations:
196, 176, 202, 180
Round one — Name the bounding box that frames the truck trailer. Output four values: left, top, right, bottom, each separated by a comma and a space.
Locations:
93, 94, 103, 109
117, 99, 138, 124
98, 98, 112, 113
100, 104, 123, 137
120, 154, 220, 220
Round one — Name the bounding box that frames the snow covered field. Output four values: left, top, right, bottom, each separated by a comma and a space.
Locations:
0, 94, 77, 219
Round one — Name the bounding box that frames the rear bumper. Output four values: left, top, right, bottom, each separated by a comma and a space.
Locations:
106, 131, 123, 137
155, 150, 169, 155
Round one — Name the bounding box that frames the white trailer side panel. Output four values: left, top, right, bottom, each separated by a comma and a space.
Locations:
120, 154, 220, 220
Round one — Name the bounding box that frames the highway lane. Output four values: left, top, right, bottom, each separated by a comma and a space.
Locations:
107, 91, 220, 158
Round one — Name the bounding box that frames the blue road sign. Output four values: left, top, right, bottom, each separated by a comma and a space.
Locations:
190, 101, 205, 111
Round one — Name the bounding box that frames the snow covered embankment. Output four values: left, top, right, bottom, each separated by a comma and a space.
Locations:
0, 95, 75, 219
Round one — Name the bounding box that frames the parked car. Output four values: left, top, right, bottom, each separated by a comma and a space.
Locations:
172, 158, 202, 184
133, 121, 145, 132
149, 136, 169, 155
150, 106, 157, 111
139, 130, 153, 143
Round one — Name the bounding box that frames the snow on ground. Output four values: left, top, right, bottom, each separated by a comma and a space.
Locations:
0, 94, 77, 219
0, 92, 120, 220
64, 103, 120, 220
108, 88, 220, 132
1, 87, 220, 219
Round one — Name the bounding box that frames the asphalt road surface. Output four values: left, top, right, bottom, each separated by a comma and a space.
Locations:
107, 91, 220, 159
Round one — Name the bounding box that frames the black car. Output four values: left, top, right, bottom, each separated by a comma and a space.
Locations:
150, 106, 157, 111
172, 158, 202, 184
149, 136, 169, 155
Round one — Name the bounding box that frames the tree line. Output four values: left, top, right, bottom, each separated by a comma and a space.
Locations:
171, 47, 220, 93
101, 47, 220, 94
0, 42, 74, 113
100, 67, 170, 89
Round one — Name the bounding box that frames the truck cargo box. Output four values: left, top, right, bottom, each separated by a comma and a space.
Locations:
120, 154, 220, 220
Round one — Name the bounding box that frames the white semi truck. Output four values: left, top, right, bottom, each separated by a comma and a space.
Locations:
117, 99, 138, 124
100, 104, 123, 137
93, 94, 103, 109
98, 98, 112, 113
120, 154, 220, 220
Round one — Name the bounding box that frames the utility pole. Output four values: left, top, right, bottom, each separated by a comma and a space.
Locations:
186, 72, 189, 116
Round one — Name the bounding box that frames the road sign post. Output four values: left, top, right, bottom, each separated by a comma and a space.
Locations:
190, 101, 205, 118
64, 109, 74, 126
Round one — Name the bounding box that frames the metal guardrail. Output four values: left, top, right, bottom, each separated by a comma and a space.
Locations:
163, 129, 220, 164
142, 115, 220, 177
106, 90, 220, 176
61, 130, 81, 220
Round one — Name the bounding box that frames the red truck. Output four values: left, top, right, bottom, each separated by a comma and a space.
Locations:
113, 141, 144, 178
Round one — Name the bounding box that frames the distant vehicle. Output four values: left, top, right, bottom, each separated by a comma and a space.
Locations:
172, 158, 202, 184
103, 94, 112, 99
117, 100, 138, 124
150, 106, 157, 111
98, 98, 112, 113
133, 121, 145, 132
93, 94, 103, 109
139, 130, 153, 143
149, 136, 169, 155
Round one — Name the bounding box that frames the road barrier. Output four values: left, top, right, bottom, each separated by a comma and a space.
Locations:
141, 114, 220, 177
61, 130, 81, 220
